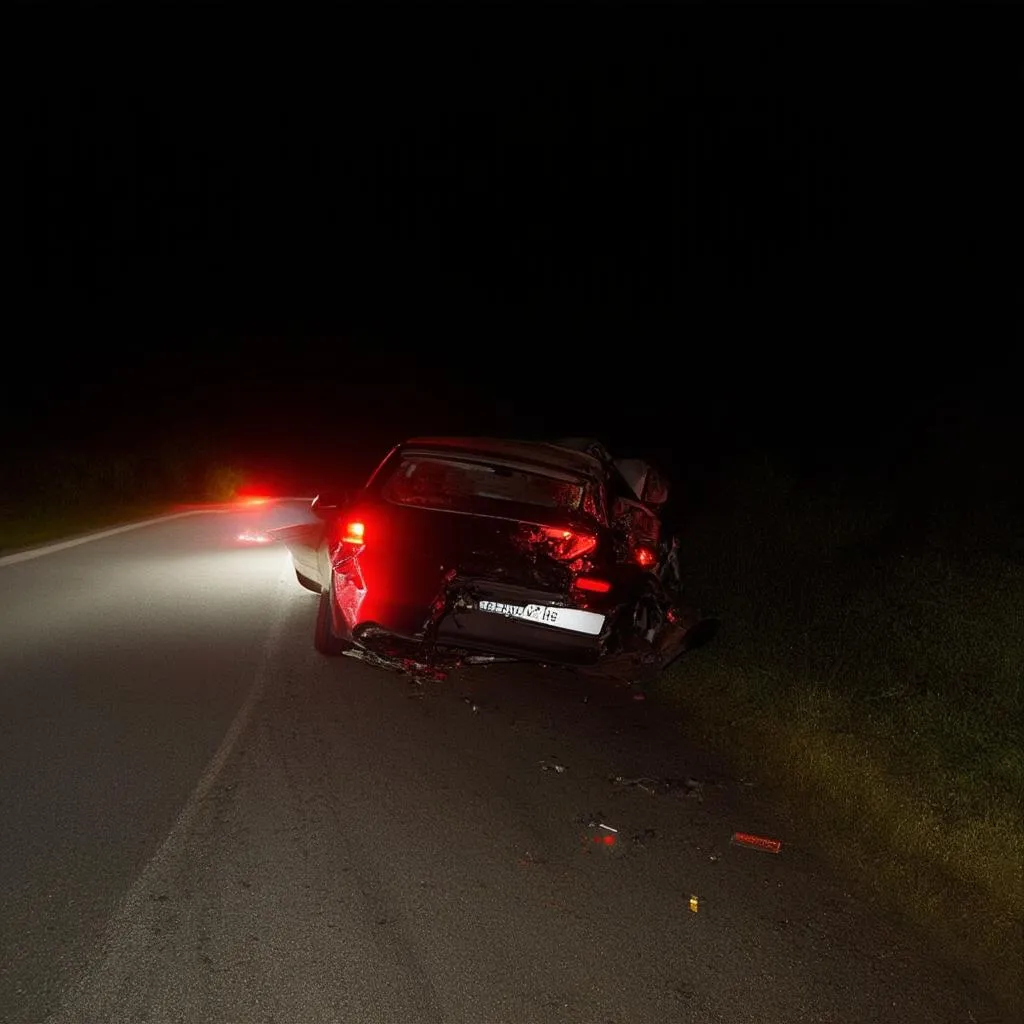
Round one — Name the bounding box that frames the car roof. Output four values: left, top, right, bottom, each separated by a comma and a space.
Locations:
401, 436, 605, 479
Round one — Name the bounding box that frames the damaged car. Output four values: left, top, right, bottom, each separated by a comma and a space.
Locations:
274, 436, 715, 681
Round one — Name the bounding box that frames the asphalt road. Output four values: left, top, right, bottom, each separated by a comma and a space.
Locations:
0, 503, 1004, 1023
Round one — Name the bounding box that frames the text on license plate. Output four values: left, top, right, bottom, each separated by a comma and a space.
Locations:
477, 600, 604, 636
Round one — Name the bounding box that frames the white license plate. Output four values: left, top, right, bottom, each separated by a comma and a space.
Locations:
477, 600, 604, 636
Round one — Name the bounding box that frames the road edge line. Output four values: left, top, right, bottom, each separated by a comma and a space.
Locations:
45, 565, 295, 1024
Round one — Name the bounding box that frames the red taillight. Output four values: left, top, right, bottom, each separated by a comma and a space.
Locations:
340, 520, 365, 547
575, 576, 611, 594
634, 545, 656, 568
541, 526, 597, 562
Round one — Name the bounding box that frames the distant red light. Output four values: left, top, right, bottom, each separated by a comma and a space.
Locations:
634, 545, 656, 568
575, 576, 611, 594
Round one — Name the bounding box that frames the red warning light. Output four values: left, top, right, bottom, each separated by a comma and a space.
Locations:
341, 521, 365, 546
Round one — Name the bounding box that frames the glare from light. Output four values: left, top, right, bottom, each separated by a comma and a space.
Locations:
237, 529, 272, 544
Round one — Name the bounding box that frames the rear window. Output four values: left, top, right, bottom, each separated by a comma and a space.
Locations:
381, 456, 590, 514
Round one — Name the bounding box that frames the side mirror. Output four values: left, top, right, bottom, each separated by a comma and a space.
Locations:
311, 489, 353, 515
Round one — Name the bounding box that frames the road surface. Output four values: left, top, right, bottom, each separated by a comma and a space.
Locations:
0, 503, 1003, 1022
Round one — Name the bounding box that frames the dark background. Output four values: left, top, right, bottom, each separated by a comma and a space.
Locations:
8, 9, 1021, 520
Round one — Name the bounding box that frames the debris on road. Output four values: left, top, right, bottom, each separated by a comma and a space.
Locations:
629, 827, 658, 847
610, 775, 704, 800
406, 659, 447, 683
577, 814, 623, 849
540, 759, 568, 774
517, 850, 547, 867
577, 813, 618, 833
731, 831, 783, 854
689, 895, 700, 913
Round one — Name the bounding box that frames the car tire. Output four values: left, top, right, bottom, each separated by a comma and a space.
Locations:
314, 587, 350, 656
296, 569, 320, 593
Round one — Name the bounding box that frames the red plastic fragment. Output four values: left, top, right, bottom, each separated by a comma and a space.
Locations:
731, 832, 782, 854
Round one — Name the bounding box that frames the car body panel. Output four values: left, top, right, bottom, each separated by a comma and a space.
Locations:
273, 436, 715, 678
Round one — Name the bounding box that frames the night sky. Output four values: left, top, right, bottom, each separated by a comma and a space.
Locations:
10, 10, 1022, 500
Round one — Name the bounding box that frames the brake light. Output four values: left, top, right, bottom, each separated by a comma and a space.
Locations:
575, 576, 611, 594
340, 520, 366, 547
541, 526, 597, 562
634, 545, 656, 568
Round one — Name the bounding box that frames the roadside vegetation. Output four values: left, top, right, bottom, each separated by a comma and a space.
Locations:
661, 456, 1023, 1014
0, 445, 249, 554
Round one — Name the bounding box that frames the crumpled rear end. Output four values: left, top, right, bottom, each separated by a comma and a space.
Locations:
433, 577, 608, 665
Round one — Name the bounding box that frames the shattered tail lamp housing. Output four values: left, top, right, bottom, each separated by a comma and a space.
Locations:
633, 545, 656, 568
540, 526, 597, 562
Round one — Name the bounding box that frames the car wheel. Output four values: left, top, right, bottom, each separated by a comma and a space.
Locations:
295, 569, 320, 593
314, 587, 350, 656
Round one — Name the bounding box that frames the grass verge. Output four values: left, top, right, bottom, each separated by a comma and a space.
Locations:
0, 454, 250, 555
0, 503, 175, 555
660, 460, 1023, 1014
660, 644, 1023, 1015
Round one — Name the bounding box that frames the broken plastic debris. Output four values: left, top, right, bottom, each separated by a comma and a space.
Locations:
611, 776, 704, 800
403, 658, 446, 682
731, 832, 783, 854
577, 814, 624, 851
517, 850, 546, 867
689, 895, 699, 913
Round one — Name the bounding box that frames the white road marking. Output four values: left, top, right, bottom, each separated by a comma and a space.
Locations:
46, 565, 294, 1024
0, 499, 314, 567
0, 510, 227, 567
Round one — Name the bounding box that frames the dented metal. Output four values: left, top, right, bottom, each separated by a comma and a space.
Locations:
271, 436, 716, 679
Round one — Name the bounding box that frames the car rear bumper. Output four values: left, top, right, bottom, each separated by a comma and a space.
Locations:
347, 575, 609, 666
434, 608, 602, 664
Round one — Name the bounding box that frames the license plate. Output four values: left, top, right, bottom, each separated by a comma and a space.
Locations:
477, 600, 604, 636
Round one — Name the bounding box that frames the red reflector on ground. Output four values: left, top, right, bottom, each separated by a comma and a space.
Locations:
575, 576, 611, 593
731, 832, 782, 854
